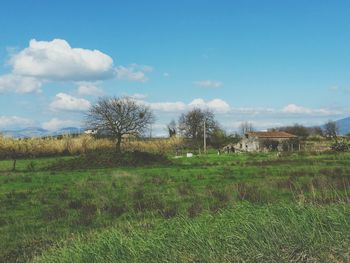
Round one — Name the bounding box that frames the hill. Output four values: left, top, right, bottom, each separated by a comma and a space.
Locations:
0, 127, 82, 138
336, 117, 350, 135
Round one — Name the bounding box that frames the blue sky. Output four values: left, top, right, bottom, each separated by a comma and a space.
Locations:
1, 0, 349, 134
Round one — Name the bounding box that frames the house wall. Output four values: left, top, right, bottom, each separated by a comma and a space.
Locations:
237, 137, 260, 152
236, 136, 295, 152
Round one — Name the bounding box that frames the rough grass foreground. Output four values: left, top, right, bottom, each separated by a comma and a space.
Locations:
35, 203, 350, 263
48, 150, 170, 170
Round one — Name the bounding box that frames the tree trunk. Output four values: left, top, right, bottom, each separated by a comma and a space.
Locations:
12, 159, 16, 172
115, 136, 122, 153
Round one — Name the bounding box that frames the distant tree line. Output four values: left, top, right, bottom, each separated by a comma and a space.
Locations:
84, 96, 344, 153
269, 121, 339, 140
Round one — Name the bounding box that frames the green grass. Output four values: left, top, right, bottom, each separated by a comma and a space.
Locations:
35, 203, 350, 263
0, 152, 350, 262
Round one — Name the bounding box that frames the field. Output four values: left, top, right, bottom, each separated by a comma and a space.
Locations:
0, 151, 350, 262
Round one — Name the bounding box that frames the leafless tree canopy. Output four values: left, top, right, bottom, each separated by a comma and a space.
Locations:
178, 108, 219, 143
86, 96, 154, 152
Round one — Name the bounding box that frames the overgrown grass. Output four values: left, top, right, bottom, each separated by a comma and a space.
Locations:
35, 204, 350, 263
0, 152, 350, 262
0, 135, 184, 159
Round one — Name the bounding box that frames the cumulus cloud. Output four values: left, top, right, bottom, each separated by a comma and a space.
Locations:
282, 104, 333, 115
115, 64, 153, 82
77, 82, 103, 96
0, 116, 33, 129
42, 118, 76, 131
232, 107, 275, 115
0, 74, 42, 93
50, 93, 91, 112
206, 99, 231, 113
138, 98, 231, 113
193, 80, 223, 88
189, 98, 231, 113
0, 39, 153, 94
188, 98, 206, 108
9, 39, 114, 81
225, 120, 284, 131
148, 101, 187, 112
129, 93, 148, 100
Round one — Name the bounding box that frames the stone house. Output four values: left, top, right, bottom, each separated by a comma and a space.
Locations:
236, 131, 298, 152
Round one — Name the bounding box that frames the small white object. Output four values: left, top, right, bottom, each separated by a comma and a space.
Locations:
186, 153, 193, 158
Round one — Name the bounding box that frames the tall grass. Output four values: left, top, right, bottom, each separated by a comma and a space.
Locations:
35, 203, 350, 263
0, 135, 184, 158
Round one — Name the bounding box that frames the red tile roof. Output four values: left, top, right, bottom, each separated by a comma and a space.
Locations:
247, 131, 297, 138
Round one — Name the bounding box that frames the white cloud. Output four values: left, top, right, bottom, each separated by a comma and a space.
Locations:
148, 101, 187, 112
206, 99, 231, 113
0, 74, 42, 93
193, 80, 223, 88
77, 82, 103, 96
42, 118, 76, 131
282, 104, 333, 115
115, 64, 153, 82
130, 93, 148, 100
189, 98, 231, 113
0, 116, 33, 129
138, 98, 231, 113
50, 93, 91, 112
9, 39, 114, 81
188, 98, 206, 108
231, 107, 276, 115
226, 120, 284, 130
0, 39, 153, 94
163, 72, 170, 77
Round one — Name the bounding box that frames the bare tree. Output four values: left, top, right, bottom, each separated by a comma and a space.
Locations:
239, 121, 254, 136
178, 108, 218, 144
86, 97, 154, 152
324, 120, 339, 140
167, 120, 177, 137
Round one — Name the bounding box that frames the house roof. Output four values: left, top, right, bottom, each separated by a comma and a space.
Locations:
247, 131, 297, 138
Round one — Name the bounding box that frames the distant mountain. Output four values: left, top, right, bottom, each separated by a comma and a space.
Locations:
1, 127, 49, 138
0, 127, 82, 138
336, 117, 350, 135
51, 127, 82, 136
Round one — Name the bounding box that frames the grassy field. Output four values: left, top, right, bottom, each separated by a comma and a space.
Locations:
0, 151, 350, 262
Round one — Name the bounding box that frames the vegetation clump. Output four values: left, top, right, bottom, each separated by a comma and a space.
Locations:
48, 150, 170, 170
331, 140, 350, 152
35, 204, 350, 263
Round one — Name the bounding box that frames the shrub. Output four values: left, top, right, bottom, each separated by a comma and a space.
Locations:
106, 203, 128, 218
331, 141, 350, 152
161, 204, 179, 219
43, 205, 68, 221
26, 161, 36, 171
260, 139, 279, 151
187, 200, 203, 218
68, 200, 83, 210
77, 203, 98, 226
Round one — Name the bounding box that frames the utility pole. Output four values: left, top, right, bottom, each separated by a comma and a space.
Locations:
203, 119, 207, 154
